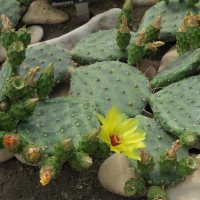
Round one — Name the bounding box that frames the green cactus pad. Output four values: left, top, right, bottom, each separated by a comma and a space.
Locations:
0, 111, 17, 131
150, 48, 200, 89
90, 140, 111, 157
70, 61, 152, 118
150, 76, 200, 137
18, 43, 74, 85
17, 97, 100, 156
0, 0, 20, 32
127, 115, 189, 187
138, 0, 199, 42
176, 31, 190, 56
17, 26, 31, 49
147, 186, 167, 200
72, 29, 138, 65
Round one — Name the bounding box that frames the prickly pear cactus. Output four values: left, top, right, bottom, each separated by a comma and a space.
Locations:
0, 0, 20, 31
17, 97, 100, 156
150, 76, 200, 137
70, 61, 152, 118
138, 0, 199, 41
72, 29, 138, 65
150, 48, 200, 89
127, 115, 189, 187
18, 43, 74, 85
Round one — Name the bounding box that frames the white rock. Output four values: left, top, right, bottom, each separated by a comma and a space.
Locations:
0, 41, 7, 63
158, 45, 179, 72
22, 0, 70, 25
0, 148, 14, 163
29, 8, 121, 50
27, 25, 44, 44
130, 0, 161, 6
98, 153, 138, 197
165, 163, 200, 200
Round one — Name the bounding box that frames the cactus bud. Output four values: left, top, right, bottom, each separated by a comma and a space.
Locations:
135, 30, 145, 46
23, 98, 39, 112
59, 138, 74, 152
25, 67, 42, 86
1, 14, 12, 31
152, 14, 162, 29
3, 134, 20, 150
167, 140, 181, 158
180, 132, 198, 149
40, 165, 55, 186
122, 0, 132, 12
87, 129, 100, 143
79, 155, 93, 169
43, 62, 54, 77
0, 102, 9, 112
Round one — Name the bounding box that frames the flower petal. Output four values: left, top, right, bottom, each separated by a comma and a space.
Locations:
110, 144, 121, 153
123, 150, 141, 160
98, 130, 110, 144
96, 113, 106, 125
122, 131, 146, 145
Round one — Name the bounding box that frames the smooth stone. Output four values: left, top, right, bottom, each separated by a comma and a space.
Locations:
27, 25, 44, 44
0, 149, 15, 163
20, 5, 28, 16
130, 0, 161, 6
22, 0, 70, 25
29, 8, 121, 50
0, 41, 7, 63
165, 162, 200, 200
158, 45, 179, 72
98, 153, 138, 197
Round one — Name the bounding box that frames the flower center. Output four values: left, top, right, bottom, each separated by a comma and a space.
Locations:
110, 133, 121, 146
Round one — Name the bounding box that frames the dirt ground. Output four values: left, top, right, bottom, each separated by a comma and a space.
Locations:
0, 0, 179, 200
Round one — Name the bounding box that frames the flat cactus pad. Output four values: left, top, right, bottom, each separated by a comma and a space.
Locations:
138, 0, 199, 42
150, 76, 200, 137
72, 29, 138, 65
127, 115, 189, 187
18, 43, 74, 85
70, 61, 152, 118
17, 97, 100, 156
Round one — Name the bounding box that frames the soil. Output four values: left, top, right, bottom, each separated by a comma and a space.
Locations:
0, 0, 179, 200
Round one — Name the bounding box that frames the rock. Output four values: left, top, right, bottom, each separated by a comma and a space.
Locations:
137, 59, 157, 81
29, 8, 121, 50
130, 0, 161, 6
15, 154, 45, 166
0, 41, 7, 63
22, 0, 70, 25
98, 153, 138, 197
0, 148, 14, 163
158, 45, 179, 72
27, 25, 44, 44
20, 5, 28, 16
165, 163, 200, 200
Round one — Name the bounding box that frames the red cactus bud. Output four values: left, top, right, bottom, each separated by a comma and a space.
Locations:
3, 135, 20, 150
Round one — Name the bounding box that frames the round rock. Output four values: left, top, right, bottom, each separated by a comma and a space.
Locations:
0, 41, 7, 63
27, 25, 44, 44
98, 153, 137, 197
0, 149, 14, 163
130, 0, 161, 6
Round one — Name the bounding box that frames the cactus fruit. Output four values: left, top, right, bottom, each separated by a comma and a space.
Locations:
7, 41, 26, 68
176, 15, 190, 56
37, 62, 54, 100
144, 14, 162, 44
128, 30, 145, 65
72, 29, 138, 65
180, 132, 198, 149
0, 14, 18, 50
3, 133, 26, 154
138, 0, 199, 42
19, 43, 73, 85
70, 61, 152, 118
22, 144, 44, 164
0, 102, 9, 112
118, 0, 133, 27
116, 15, 131, 50
17, 25, 31, 49
137, 148, 155, 174
147, 186, 167, 200
158, 140, 181, 172
150, 48, 200, 89
9, 98, 39, 121
79, 129, 100, 153
53, 138, 75, 161
69, 151, 93, 171
40, 156, 61, 186
0, 111, 17, 131
176, 156, 197, 176
124, 177, 146, 198
186, 12, 200, 49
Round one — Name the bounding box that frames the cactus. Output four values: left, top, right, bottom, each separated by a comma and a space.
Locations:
124, 177, 146, 198
90, 140, 111, 157
150, 48, 200, 89
72, 29, 138, 65
0, 111, 17, 131
17, 25, 31, 49
188, 0, 199, 6
147, 186, 167, 200
17, 0, 35, 2
138, 0, 199, 42
150, 75, 200, 137
127, 115, 189, 187
180, 132, 198, 149
37, 62, 54, 100
70, 61, 152, 118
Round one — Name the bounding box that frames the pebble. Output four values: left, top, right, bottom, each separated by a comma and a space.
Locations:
0, 41, 7, 63
0, 149, 14, 163
130, 0, 161, 6
22, 0, 70, 25
27, 25, 44, 44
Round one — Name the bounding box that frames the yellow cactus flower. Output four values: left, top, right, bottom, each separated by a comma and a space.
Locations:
96, 106, 146, 160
